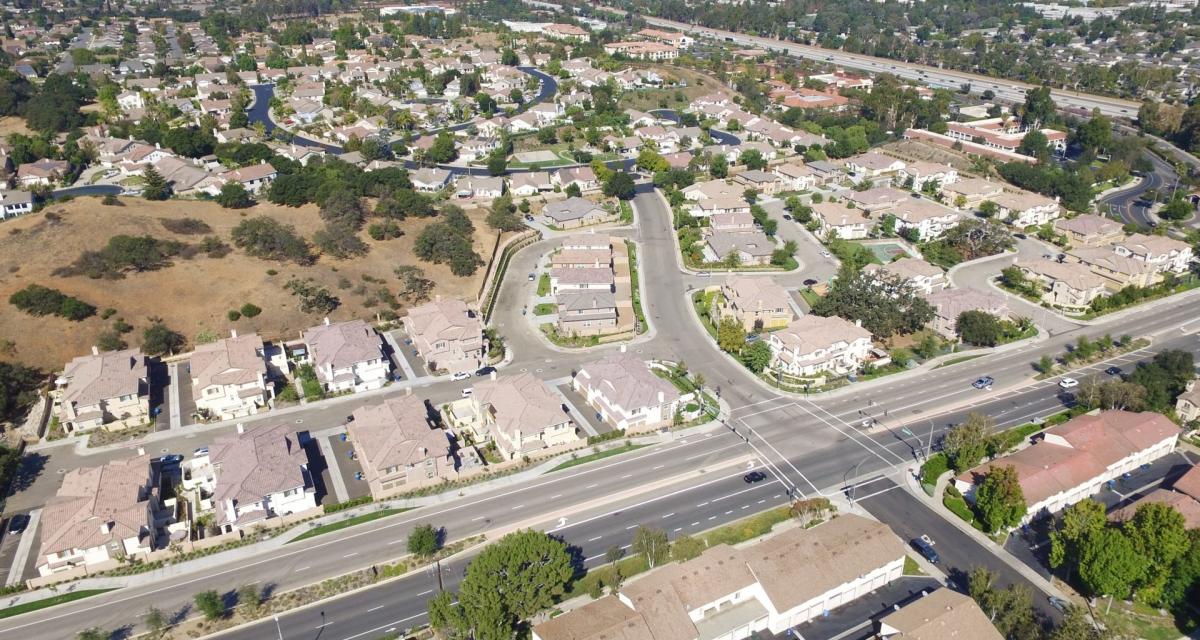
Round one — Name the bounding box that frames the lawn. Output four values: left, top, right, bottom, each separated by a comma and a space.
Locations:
533, 303, 556, 315
619, 200, 633, 224
288, 508, 411, 543
933, 354, 984, 369
797, 287, 822, 308
903, 555, 924, 576
537, 273, 551, 296
626, 241, 647, 332
0, 589, 116, 619
550, 443, 648, 472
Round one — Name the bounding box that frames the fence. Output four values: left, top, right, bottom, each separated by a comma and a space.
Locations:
479, 229, 542, 323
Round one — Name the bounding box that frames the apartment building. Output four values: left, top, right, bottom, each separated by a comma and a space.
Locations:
57, 347, 150, 433
532, 515, 905, 640
573, 353, 682, 433
877, 589, 1003, 640
348, 395, 454, 499
956, 410, 1181, 525
1054, 214, 1124, 248
1114, 233, 1194, 275
896, 161, 959, 192
1016, 258, 1109, 311
302, 318, 390, 393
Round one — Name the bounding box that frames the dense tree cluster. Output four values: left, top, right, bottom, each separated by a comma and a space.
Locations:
231, 217, 314, 264
54, 235, 184, 279
811, 265, 933, 338
413, 206, 484, 276
9, 284, 95, 321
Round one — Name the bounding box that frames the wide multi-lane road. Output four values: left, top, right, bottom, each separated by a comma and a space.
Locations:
635, 16, 1141, 120
4, 186, 1200, 640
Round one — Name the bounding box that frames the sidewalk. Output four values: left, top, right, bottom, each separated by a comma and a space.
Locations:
902, 467, 1069, 601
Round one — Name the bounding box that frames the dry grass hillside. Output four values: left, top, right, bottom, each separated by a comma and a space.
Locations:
0, 196, 503, 371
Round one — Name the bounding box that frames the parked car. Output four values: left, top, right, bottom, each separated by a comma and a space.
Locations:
782, 214, 792, 221
1059, 377, 1079, 389
803, 278, 818, 286
475, 366, 496, 377
192, 447, 209, 458
743, 471, 767, 483
1047, 596, 1070, 613
159, 454, 184, 466
820, 250, 832, 258
972, 376, 994, 390
450, 371, 472, 381
911, 535, 940, 564
6, 514, 28, 535
461, 387, 474, 398
528, 272, 536, 281
1105, 366, 1122, 376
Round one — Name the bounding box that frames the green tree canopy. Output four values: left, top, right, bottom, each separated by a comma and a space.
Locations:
973, 464, 1026, 533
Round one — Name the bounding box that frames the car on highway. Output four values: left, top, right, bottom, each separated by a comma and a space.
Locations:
6, 514, 28, 535
1105, 366, 1123, 376
972, 376, 994, 390
450, 371, 471, 381
743, 471, 767, 483
1059, 377, 1079, 389
911, 535, 940, 564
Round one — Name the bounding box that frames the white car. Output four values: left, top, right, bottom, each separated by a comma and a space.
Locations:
461, 387, 474, 397
450, 371, 471, 381
820, 250, 832, 258
1058, 377, 1079, 389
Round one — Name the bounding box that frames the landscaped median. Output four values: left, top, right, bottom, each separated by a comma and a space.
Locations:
288, 507, 413, 543
0, 589, 116, 620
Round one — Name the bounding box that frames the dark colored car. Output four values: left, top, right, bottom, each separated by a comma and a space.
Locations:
1105, 366, 1123, 376
743, 471, 767, 483
6, 514, 28, 535
803, 278, 818, 286
912, 535, 940, 564
158, 454, 184, 466
476, 366, 496, 377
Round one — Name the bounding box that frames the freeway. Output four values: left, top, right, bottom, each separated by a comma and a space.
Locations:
636, 16, 1141, 120
5, 187, 1200, 639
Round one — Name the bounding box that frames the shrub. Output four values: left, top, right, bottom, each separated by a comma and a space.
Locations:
55, 235, 184, 279
9, 284, 95, 321
99, 308, 117, 319
919, 452, 949, 486
367, 220, 404, 241
101, 194, 122, 206
239, 303, 261, 318
227, 310, 242, 321
142, 321, 185, 356
231, 216, 314, 264
159, 218, 213, 235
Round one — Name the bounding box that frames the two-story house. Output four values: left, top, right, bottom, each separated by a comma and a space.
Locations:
1114, 233, 1194, 275
811, 202, 872, 240
991, 190, 1060, 227
348, 395, 454, 499
1053, 214, 1124, 248
716, 276, 793, 331
863, 257, 946, 295
302, 318, 390, 393
573, 353, 682, 433
57, 347, 150, 433
890, 198, 961, 241
442, 372, 580, 460
766, 315, 873, 379
1016, 258, 1109, 312
402, 298, 485, 375
190, 332, 280, 420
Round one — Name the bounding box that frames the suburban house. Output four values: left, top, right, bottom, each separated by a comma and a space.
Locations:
766, 315, 873, 379
845, 187, 910, 214
302, 318, 390, 393
347, 395, 454, 499
955, 410, 1181, 525
552, 247, 612, 269
557, 291, 620, 336
1113, 234, 1194, 274
863, 257, 946, 295
716, 276, 793, 331
877, 589, 1003, 640
896, 161, 958, 192
889, 198, 961, 241
554, 166, 600, 192
690, 197, 753, 218
218, 162, 277, 194
442, 372, 581, 460
544, 197, 614, 229
1110, 464, 1200, 530
0, 190, 35, 219
190, 332, 278, 421
941, 178, 1005, 209
1054, 214, 1124, 248
703, 230, 775, 266
1016, 258, 1109, 311
402, 298, 485, 375
923, 287, 1011, 340
16, 158, 70, 186
37, 456, 169, 577
510, 171, 554, 196
1177, 382, 1200, 423
199, 423, 317, 533
731, 169, 783, 195
573, 353, 682, 433
456, 176, 505, 199
532, 515, 905, 640
773, 162, 818, 191
812, 202, 872, 240
991, 190, 1060, 227
710, 211, 755, 232
57, 347, 150, 434
844, 151, 905, 178
411, 168, 454, 192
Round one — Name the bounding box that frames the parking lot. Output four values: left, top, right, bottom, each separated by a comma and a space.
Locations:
788, 576, 941, 640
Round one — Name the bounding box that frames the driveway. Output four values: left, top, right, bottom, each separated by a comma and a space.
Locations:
856, 477, 1062, 624
787, 576, 941, 640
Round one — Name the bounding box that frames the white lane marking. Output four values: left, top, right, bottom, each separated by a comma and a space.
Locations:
550, 494, 563, 499
586, 483, 598, 489
662, 512, 675, 519
511, 504, 525, 510
417, 589, 433, 596
588, 536, 602, 542
344, 552, 358, 558
295, 566, 310, 572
